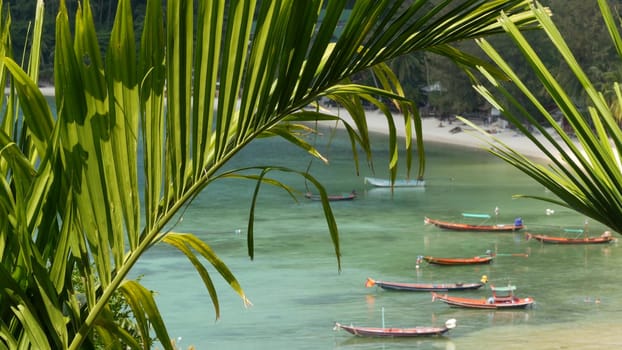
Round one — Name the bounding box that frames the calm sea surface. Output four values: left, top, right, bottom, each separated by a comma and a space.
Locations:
132, 127, 622, 349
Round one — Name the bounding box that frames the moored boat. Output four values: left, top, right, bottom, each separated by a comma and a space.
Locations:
432, 285, 535, 309
365, 276, 487, 292
333, 319, 456, 338
526, 231, 616, 244
424, 215, 524, 232
364, 176, 425, 188
421, 254, 494, 266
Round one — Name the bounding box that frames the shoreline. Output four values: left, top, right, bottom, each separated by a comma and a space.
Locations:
30, 87, 554, 162
5, 86, 55, 97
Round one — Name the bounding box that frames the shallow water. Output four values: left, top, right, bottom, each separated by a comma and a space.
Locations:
132, 129, 622, 349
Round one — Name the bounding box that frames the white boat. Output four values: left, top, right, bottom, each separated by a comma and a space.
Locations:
364, 176, 426, 188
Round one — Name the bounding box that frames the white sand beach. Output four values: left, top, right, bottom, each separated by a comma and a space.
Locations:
40, 86, 55, 96
323, 107, 558, 162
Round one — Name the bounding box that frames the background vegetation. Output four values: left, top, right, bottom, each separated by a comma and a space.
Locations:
8, 0, 621, 122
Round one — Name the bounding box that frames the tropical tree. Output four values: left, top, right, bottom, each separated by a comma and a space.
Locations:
0, 0, 542, 349
465, 0, 622, 234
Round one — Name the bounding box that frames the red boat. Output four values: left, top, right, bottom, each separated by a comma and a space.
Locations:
424, 216, 524, 232
526, 231, 616, 244
334, 319, 456, 338
421, 254, 494, 266
304, 190, 356, 201
365, 276, 487, 292
432, 285, 535, 309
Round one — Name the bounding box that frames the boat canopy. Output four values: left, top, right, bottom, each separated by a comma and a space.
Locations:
461, 213, 491, 219
491, 285, 516, 293
564, 228, 584, 233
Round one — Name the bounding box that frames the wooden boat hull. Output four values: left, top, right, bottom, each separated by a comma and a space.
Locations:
334, 323, 450, 337
526, 232, 615, 244
432, 292, 534, 309
364, 177, 425, 188
366, 278, 484, 292
424, 217, 523, 232
304, 192, 356, 201
423, 255, 493, 265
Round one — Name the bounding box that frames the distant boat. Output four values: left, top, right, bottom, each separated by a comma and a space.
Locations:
424, 215, 524, 232
364, 177, 425, 188
365, 276, 487, 292
525, 231, 616, 244
432, 284, 535, 309
422, 254, 494, 266
304, 190, 356, 201
334, 319, 456, 338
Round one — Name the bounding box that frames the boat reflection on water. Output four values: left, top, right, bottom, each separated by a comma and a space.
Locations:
364, 176, 426, 188
434, 308, 534, 327
334, 334, 455, 349
363, 186, 425, 198
486, 310, 533, 324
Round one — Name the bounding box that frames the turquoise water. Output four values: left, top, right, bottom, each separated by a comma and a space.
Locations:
132, 128, 622, 349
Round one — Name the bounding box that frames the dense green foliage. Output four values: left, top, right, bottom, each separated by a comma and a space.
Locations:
344, 0, 622, 120
7, 0, 617, 120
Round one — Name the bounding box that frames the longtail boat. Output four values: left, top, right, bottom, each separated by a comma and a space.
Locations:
526, 231, 616, 244
304, 190, 356, 201
364, 176, 426, 188
432, 285, 534, 309
334, 319, 456, 338
424, 215, 524, 232
421, 254, 494, 266
365, 276, 487, 292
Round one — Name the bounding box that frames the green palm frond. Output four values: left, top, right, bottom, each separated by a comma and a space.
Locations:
469, 0, 622, 233
0, 0, 544, 348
